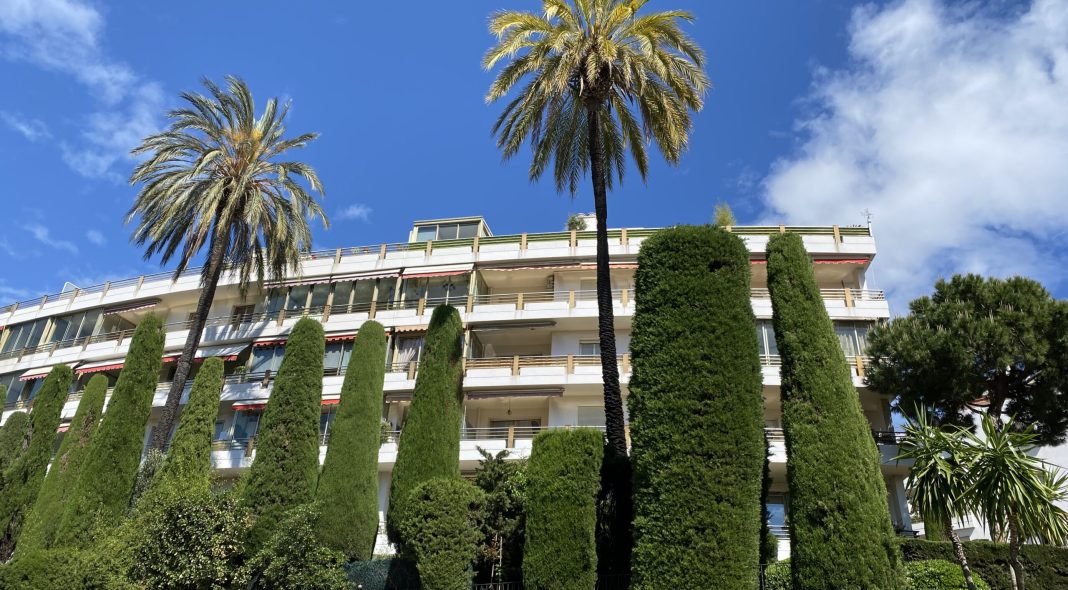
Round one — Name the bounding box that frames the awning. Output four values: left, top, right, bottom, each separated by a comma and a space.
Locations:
103, 298, 160, 315
232, 402, 266, 412
76, 359, 124, 375
392, 325, 427, 334
252, 339, 286, 348
401, 263, 473, 280
325, 333, 357, 343
265, 276, 333, 288
331, 270, 399, 282
197, 344, 248, 361
749, 258, 869, 265
57, 424, 69, 433
321, 398, 340, 406
162, 355, 179, 363
465, 388, 564, 400
20, 366, 58, 381
480, 262, 637, 272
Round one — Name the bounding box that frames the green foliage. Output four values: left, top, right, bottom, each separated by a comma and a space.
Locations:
566, 214, 587, 231
713, 202, 737, 226
628, 226, 766, 589
238, 503, 349, 590
765, 233, 904, 589
152, 357, 224, 500
57, 314, 165, 548
866, 274, 1068, 445
387, 305, 464, 546
129, 448, 165, 509
0, 548, 109, 589
0, 411, 29, 474
902, 540, 1068, 590
316, 320, 387, 561
18, 374, 107, 552
763, 559, 790, 590
0, 365, 73, 559
473, 449, 526, 583
345, 559, 420, 590
523, 428, 603, 590
906, 560, 991, 590
397, 477, 485, 590
241, 317, 325, 551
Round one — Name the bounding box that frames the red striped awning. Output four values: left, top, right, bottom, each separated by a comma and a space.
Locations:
321, 398, 340, 406
253, 339, 286, 348
76, 360, 124, 375
232, 402, 266, 412
20, 366, 56, 381
103, 298, 160, 315
57, 424, 70, 433
265, 277, 333, 288
331, 270, 399, 282
162, 355, 179, 363
749, 258, 869, 265
393, 325, 426, 333
401, 263, 473, 280
481, 262, 637, 272
325, 333, 357, 343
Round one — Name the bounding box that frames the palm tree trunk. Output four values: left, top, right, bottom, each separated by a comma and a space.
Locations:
945, 517, 978, 590
1008, 513, 1025, 590
149, 232, 228, 451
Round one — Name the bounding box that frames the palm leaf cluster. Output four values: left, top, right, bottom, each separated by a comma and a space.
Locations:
484, 0, 710, 193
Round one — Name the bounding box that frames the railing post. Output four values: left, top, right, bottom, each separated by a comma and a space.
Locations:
39, 294, 48, 310
622, 353, 630, 375
511, 355, 520, 376
425, 240, 433, 257
520, 232, 528, 253
276, 309, 286, 327
725, 225, 733, 233
566, 354, 574, 374
417, 297, 426, 316
778, 225, 786, 234
568, 290, 575, 309
843, 287, 854, 308
621, 288, 629, 308
833, 224, 842, 249
472, 234, 480, 254
855, 355, 865, 377
368, 300, 377, 319
620, 228, 628, 246
135, 275, 145, 294
465, 293, 474, 313
569, 229, 577, 249
378, 243, 387, 260
334, 248, 343, 264
408, 361, 417, 380
516, 292, 524, 311
507, 424, 515, 448
101, 281, 111, 298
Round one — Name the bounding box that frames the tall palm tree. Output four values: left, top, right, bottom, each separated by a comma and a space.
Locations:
483, 0, 709, 464
959, 415, 1068, 590
896, 409, 979, 590
128, 76, 327, 451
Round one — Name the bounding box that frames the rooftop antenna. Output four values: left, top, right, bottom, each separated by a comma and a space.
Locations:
861, 208, 873, 228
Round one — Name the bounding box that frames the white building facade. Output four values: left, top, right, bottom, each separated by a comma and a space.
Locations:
0, 217, 911, 558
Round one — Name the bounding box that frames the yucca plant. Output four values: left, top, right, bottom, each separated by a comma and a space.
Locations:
127, 76, 327, 450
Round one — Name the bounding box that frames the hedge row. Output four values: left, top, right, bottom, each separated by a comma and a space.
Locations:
902, 539, 1068, 590
628, 226, 766, 589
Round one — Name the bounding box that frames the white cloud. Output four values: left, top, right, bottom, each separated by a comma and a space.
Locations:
338, 203, 372, 222
761, 0, 1068, 306
85, 229, 105, 246
25, 223, 78, 254
0, 111, 49, 141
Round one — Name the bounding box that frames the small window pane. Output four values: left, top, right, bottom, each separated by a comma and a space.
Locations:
416, 226, 437, 241
580, 341, 600, 356
265, 289, 286, 313
309, 284, 330, 308
457, 222, 479, 239
437, 224, 458, 240
287, 286, 310, 311
333, 282, 354, 308
353, 280, 375, 304
324, 343, 344, 372
78, 311, 101, 338
577, 406, 606, 428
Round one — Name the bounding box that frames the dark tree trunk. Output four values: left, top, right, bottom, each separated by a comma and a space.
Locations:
945, 517, 978, 590
149, 231, 228, 451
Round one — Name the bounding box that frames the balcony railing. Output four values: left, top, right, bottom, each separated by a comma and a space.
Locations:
766, 428, 904, 446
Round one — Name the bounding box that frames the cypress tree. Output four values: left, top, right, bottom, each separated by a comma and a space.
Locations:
523, 428, 603, 590
0, 365, 73, 559
628, 226, 765, 589
56, 314, 165, 548
766, 233, 904, 589
397, 477, 485, 590
18, 374, 107, 552
0, 411, 30, 475
316, 320, 387, 561
386, 305, 464, 547
241, 317, 325, 551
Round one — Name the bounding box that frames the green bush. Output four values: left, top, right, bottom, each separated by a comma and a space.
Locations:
57, 314, 165, 548
238, 503, 349, 590
905, 559, 990, 590
628, 226, 766, 589
0, 411, 30, 474
473, 449, 526, 583
902, 539, 1068, 590
763, 559, 790, 590
397, 477, 485, 590
0, 548, 109, 590
18, 374, 107, 552
0, 364, 73, 559
523, 428, 603, 590
317, 320, 387, 561
766, 233, 904, 590
241, 317, 325, 551
128, 448, 165, 509
387, 305, 464, 547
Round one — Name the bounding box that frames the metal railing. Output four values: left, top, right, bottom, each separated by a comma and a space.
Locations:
765, 427, 905, 446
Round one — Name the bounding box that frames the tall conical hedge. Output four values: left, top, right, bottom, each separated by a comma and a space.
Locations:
316, 320, 387, 561
241, 317, 325, 551
386, 305, 464, 547
148, 356, 224, 500
0, 410, 30, 475
57, 314, 165, 548
766, 233, 904, 589
523, 428, 603, 590
18, 374, 107, 552
628, 226, 766, 589
0, 364, 73, 559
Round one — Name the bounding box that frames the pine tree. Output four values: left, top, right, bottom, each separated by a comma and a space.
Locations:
0, 364, 74, 559
0, 410, 30, 475
386, 305, 464, 547
628, 226, 766, 589
241, 317, 325, 551
766, 233, 904, 589
56, 314, 165, 548
18, 374, 107, 552
316, 320, 387, 561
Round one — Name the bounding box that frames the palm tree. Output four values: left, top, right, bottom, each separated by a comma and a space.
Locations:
128, 76, 327, 451
483, 0, 709, 465
959, 415, 1068, 590
896, 409, 979, 590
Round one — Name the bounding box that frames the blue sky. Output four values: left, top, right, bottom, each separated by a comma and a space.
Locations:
1, 0, 1065, 309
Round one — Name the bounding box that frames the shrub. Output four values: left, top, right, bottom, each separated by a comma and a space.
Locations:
0, 411, 29, 474
0, 548, 108, 590
316, 320, 387, 561
763, 559, 790, 590
240, 317, 325, 551
628, 226, 766, 589
57, 314, 165, 548
905, 560, 990, 590
0, 364, 73, 559
397, 477, 485, 590
18, 374, 107, 552
902, 538, 1068, 590
387, 305, 464, 546
128, 448, 165, 508
523, 428, 603, 590
766, 233, 904, 589
345, 559, 421, 590
238, 503, 349, 590
473, 449, 526, 583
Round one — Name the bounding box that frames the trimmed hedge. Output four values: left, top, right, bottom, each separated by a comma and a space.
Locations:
239, 503, 349, 590
317, 320, 387, 561
766, 233, 904, 590
387, 305, 464, 547
57, 314, 165, 548
397, 477, 485, 590
902, 539, 1068, 590
523, 428, 603, 590
905, 559, 991, 590
0, 365, 73, 559
763, 559, 790, 590
241, 317, 325, 551
628, 226, 766, 589
18, 374, 107, 552
0, 411, 29, 474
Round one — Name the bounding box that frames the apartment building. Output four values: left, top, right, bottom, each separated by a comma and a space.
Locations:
0, 216, 910, 558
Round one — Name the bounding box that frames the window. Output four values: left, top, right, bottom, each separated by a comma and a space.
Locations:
766, 494, 788, 528
755, 321, 778, 357
580, 341, 600, 356
214, 420, 228, 441
394, 336, 424, 365
577, 406, 606, 428
251, 346, 285, 375
1, 318, 49, 353
323, 342, 353, 374
265, 289, 286, 314
413, 222, 481, 242
320, 409, 337, 439
232, 411, 261, 440
415, 226, 437, 242
835, 322, 872, 357
426, 275, 469, 303
286, 285, 310, 311
309, 284, 331, 309
231, 305, 255, 324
